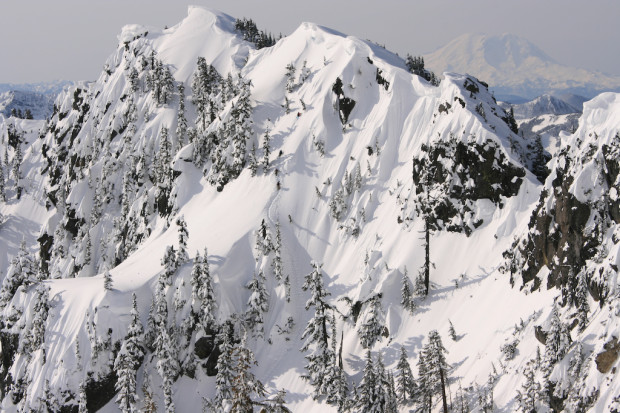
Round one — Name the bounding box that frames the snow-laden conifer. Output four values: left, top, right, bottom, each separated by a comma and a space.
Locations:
301, 261, 334, 398
115, 293, 145, 413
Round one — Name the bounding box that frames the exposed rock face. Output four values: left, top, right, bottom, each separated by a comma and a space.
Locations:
518, 174, 592, 290
504, 128, 620, 301
0, 332, 19, 399
535, 325, 547, 345
412, 137, 525, 235
596, 337, 620, 374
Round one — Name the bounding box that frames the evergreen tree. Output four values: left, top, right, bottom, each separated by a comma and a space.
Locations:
285, 63, 296, 92
356, 350, 378, 412
150, 59, 175, 105
301, 261, 334, 398
192, 248, 217, 334
272, 221, 285, 283
156, 324, 179, 413
299, 60, 310, 83
575, 270, 590, 332
563, 341, 588, 412
115, 293, 145, 413
155, 126, 174, 216
229, 75, 253, 179
516, 359, 540, 413
83, 230, 92, 268
454, 381, 469, 413
176, 83, 188, 149
329, 188, 347, 221
267, 389, 290, 413
261, 129, 271, 171
323, 314, 348, 408
12, 140, 23, 199
0, 161, 5, 202
283, 275, 291, 303
371, 352, 392, 413
78, 381, 88, 413
176, 216, 189, 264
357, 294, 384, 349
396, 346, 416, 405
31, 284, 50, 351
255, 218, 273, 255
142, 372, 157, 413
449, 320, 458, 341
91, 178, 104, 226
422, 330, 450, 413
191, 59, 222, 169
385, 371, 399, 413
75, 338, 83, 371
248, 142, 258, 176
103, 269, 113, 291
214, 322, 235, 410
230, 332, 265, 412
128, 67, 140, 93
144, 297, 158, 351
199, 248, 217, 331
417, 344, 432, 412
544, 302, 571, 369
531, 134, 547, 182
245, 271, 269, 332
161, 245, 178, 286
505, 106, 519, 134
0, 240, 34, 308
421, 203, 431, 296
40, 379, 60, 413
400, 267, 415, 314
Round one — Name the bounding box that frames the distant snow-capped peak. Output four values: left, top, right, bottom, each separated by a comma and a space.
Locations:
424, 32, 620, 101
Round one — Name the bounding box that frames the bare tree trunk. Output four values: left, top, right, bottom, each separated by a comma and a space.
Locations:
440, 366, 449, 413
424, 214, 430, 296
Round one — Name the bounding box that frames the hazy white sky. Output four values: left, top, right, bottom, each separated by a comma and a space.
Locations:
1, 0, 619, 83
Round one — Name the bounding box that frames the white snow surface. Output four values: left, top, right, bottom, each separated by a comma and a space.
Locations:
1, 6, 620, 413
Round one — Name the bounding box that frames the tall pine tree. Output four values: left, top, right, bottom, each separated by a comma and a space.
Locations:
396, 346, 416, 405
114, 293, 145, 413
301, 261, 334, 399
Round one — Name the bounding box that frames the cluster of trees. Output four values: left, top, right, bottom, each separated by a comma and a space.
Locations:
328, 164, 363, 223
0, 123, 25, 201
9, 108, 34, 119
513, 302, 593, 412
145, 52, 176, 105
234, 17, 277, 49
296, 257, 460, 412
190, 57, 254, 191
405, 55, 440, 86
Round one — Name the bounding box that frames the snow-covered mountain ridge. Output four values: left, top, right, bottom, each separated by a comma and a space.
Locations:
499, 94, 581, 155
503, 95, 580, 121
0, 6, 619, 413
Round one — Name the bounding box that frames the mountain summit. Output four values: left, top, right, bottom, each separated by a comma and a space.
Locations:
425, 33, 620, 100
1, 7, 620, 413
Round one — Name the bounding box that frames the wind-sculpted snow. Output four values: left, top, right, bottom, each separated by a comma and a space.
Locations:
1, 6, 620, 413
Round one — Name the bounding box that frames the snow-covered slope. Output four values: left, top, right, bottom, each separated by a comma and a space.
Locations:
504, 92, 620, 412
424, 33, 620, 101
0, 7, 619, 413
